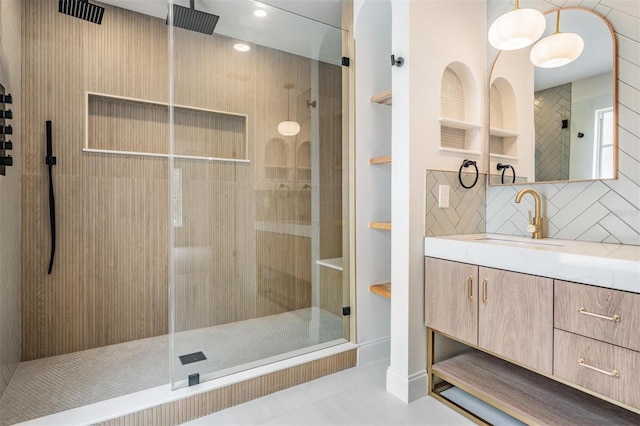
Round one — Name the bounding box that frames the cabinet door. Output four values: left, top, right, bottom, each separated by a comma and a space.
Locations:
425, 258, 478, 346
478, 267, 553, 374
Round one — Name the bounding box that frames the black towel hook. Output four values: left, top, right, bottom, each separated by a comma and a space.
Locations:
497, 163, 516, 184
458, 159, 479, 189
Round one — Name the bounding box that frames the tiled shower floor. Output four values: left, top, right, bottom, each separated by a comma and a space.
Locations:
0, 308, 343, 425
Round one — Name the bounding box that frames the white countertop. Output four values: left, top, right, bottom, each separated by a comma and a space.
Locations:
424, 233, 640, 294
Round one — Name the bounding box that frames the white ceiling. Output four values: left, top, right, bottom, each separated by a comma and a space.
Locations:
98, 0, 344, 63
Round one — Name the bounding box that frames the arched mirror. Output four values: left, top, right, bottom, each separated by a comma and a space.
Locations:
488, 7, 617, 185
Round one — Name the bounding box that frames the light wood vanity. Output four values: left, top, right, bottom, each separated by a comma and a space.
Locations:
424, 234, 640, 424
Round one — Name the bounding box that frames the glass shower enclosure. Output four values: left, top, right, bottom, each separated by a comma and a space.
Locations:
167, 0, 349, 389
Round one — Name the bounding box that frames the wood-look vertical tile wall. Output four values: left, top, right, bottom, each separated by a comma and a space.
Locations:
22, 1, 343, 360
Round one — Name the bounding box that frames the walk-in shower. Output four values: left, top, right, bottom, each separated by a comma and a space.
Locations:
0, 1, 349, 423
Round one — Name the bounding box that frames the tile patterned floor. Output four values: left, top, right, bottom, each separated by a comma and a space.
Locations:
184, 359, 476, 426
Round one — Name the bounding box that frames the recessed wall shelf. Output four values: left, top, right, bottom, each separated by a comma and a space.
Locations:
437, 147, 482, 156
369, 282, 391, 299
490, 153, 518, 160
370, 89, 392, 106
431, 349, 639, 425
439, 117, 481, 130
369, 221, 391, 230
489, 127, 519, 138
316, 257, 343, 272
84, 92, 249, 162
369, 156, 392, 165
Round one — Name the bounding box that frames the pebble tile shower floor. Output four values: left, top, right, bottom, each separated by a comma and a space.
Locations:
0, 308, 342, 425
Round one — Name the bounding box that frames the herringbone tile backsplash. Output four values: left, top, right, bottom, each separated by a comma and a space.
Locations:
426, 170, 486, 236
486, 0, 639, 245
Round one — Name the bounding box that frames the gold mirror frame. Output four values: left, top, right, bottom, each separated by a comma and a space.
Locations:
487, 7, 618, 186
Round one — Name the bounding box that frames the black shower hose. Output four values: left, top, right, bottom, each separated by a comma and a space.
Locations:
46, 120, 56, 275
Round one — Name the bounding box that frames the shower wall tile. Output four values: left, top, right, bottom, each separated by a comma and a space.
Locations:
0, 0, 22, 397
487, 0, 640, 245
425, 170, 486, 236
21, 0, 341, 360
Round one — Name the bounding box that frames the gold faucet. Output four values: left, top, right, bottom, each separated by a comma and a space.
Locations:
515, 188, 543, 239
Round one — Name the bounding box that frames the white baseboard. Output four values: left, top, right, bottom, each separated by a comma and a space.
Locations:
385, 366, 428, 403
356, 336, 390, 365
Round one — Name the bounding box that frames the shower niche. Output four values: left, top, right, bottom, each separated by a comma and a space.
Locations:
85, 92, 248, 161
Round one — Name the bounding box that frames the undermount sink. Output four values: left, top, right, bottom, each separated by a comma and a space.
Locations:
475, 236, 566, 248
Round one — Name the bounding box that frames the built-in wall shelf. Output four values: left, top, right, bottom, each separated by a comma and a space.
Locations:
490, 153, 518, 160
432, 349, 639, 425
370, 89, 392, 106
439, 117, 481, 130
369, 221, 391, 230
489, 127, 519, 138
316, 257, 343, 272
369, 156, 392, 165
369, 282, 391, 299
437, 147, 482, 156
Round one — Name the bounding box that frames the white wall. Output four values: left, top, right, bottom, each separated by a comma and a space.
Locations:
0, 0, 22, 397
353, 0, 393, 364
387, 0, 486, 403
569, 72, 613, 180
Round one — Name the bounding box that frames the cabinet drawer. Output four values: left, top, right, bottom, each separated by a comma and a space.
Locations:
554, 329, 640, 411
555, 280, 640, 352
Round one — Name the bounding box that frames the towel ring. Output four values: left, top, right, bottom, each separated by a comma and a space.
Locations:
497, 163, 516, 184
458, 159, 478, 189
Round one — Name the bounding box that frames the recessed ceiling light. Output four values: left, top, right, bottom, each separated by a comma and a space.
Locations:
234, 43, 250, 52
254, 9, 267, 18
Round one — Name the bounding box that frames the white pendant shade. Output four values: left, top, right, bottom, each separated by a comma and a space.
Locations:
530, 31, 584, 68
277, 120, 300, 136
488, 8, 546, 50
529, 9, 584, 68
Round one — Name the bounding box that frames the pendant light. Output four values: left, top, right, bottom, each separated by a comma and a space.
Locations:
530, 10, 584, 68
277, 83, 300, 137
488, 0, 546, 51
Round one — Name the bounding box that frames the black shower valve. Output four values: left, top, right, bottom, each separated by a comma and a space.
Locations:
1, 140, 12, 150
0, 94, 12, 104
0, 155, 13, 166
0, 109, 12, 119
0, 125, 12, 135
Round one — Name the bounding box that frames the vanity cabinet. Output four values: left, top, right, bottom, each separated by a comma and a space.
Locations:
425, 257, 640, 423
425, 257, 553, 373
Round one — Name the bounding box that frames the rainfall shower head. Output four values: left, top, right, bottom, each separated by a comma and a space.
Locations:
169, 0, 219, 35
58, 0, 104, 25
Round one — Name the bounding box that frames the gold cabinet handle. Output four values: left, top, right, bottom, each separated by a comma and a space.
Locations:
578, 307, 621, 322
466, 276, 473, 301
577, 359, 620, 378
481, 278, 488, 304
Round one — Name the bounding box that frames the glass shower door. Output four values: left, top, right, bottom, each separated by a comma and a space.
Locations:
167, 0, 348, 389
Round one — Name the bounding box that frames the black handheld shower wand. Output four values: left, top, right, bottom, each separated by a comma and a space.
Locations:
46, 121, 57, 275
